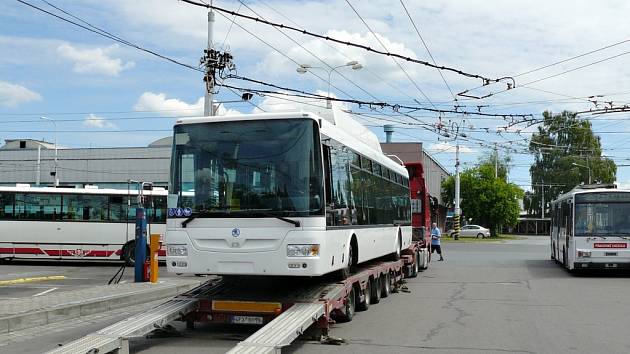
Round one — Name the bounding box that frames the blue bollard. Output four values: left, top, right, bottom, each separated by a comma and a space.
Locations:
134, 207, 147, 282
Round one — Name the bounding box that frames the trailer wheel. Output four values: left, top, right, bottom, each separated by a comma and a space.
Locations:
371, 276, 382, 304
356, 280, 371, 311
337, 286, 356, 323
420, 250, 429, 270
409, 251, 419, 278
381, 273, 391, 298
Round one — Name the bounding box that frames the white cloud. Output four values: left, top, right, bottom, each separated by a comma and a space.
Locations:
257, 29, 419, 85
0, 81, 41, 107
427, 142, 474, 154
133, 92, 242, 116
83, 114, 117, 129
134, 92, 203, 116
57, 43, 134, 76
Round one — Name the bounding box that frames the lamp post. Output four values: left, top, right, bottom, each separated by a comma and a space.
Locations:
572, 162, 592, 184
40, 116, 58, 187
296, 61, 363, 108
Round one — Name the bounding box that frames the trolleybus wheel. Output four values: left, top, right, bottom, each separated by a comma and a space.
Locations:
562, 247, 567, 268
381, 273, 391, 298
371, 276, 382, 304
389, 234, 402, 261
337, 286, 355, 322
356, 279, 371, 311
337, 243, 356, 280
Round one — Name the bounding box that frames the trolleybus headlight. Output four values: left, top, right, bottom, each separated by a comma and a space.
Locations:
287, 244, 320, 257
577, 250, 592, 258
167, 244, 188, 256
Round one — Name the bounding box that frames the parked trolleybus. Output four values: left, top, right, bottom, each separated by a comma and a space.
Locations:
166, 110, 412, 277
550, 185, 630, 271
0, 185, 167, 263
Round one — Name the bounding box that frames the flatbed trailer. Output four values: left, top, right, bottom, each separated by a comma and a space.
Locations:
47, 242, 428, 354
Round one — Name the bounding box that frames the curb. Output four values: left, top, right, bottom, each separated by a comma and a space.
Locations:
0, 280, 204, 334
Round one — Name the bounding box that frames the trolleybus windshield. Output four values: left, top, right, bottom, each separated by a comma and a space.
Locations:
574, 192, 630, 236
170, 118, 324, 218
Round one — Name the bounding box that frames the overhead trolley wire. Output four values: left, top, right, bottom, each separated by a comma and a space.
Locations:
254, 0, 419, 103
220, 76, 534, 118
399, 0, 456, 101
344, 0, 436, 108
17, 0, 203, 72
178, 0, 513, 86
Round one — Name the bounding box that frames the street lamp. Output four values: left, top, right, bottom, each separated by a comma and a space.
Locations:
572, 162, 592, 184
296, 61, 363, 108
40, 116, 58, 187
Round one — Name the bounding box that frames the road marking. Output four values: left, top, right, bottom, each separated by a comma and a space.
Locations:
33, 287, 58, 297
0, 275, 66, 286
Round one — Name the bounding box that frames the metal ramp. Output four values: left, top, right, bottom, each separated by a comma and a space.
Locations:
227, 302, 325, 354
45, 297, 199, 354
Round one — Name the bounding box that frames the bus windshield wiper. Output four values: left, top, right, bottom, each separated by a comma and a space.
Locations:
241, 209, 301, 227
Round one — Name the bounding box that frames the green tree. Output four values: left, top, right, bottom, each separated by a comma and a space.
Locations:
442, 156, 524, 237
528, 111, 616, 216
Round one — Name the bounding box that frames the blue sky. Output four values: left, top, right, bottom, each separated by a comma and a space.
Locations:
2, 0, 630, 190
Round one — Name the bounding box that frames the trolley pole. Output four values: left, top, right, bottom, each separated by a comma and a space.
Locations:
454, 144, 461, 240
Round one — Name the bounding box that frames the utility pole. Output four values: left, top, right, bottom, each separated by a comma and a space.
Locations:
203, 7, 214, 116
200, 4, 234, 117
454, 143, 461, 240
494, 143, 498, 179
36, 145, 41, 186
541, 185, 545, 219
40, 116, 58, 187
533, 183, 554, 218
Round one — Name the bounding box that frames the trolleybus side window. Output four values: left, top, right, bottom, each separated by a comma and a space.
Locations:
0, 192, 14, 219
326, 142, 410, 227
326, 140, 355, 226
14, 193, 61, 221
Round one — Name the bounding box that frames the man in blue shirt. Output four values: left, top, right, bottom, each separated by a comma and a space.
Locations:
431, 222, 444, 261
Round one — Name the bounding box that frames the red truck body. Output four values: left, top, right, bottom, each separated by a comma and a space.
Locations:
405, 162, 432, 250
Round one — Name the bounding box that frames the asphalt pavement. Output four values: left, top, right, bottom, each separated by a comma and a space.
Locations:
0, 260, 180, 300
3, 236, 630, 354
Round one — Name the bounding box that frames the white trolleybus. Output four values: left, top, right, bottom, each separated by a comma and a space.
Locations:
0, 185, 167, 263
550, 185, 630, 271
166, 110, 412, 277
